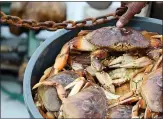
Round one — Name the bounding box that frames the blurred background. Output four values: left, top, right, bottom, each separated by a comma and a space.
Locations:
0, 1, 162, 118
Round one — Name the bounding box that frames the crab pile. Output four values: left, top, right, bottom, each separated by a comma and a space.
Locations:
33, 26, 162, 118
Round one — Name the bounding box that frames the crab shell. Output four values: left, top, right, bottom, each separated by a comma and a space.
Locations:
38, 71, 79, 111
62, 86, 108, 118
141, 68, 162, 112
85, 26, 150, 51
106, 105, 132, 118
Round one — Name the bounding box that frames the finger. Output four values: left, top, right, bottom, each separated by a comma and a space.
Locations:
116, 2, 147, 28
116, 9, 135, 28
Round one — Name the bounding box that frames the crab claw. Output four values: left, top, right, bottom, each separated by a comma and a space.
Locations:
64, 77, 84, 90
53, 43, 70, 74
91, 49, 108, 71
70, 36, 97, 51
151, 35, 163, 41
108, 54, 136, 67
101, 88, 120, 100
95, 71, 115, 93
68, 77, 86, 96
118, 57, 152, 68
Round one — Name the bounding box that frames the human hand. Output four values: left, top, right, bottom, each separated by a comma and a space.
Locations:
116, 2, 147, 27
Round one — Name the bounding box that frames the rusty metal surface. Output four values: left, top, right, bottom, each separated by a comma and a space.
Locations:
0, 9, 126, 31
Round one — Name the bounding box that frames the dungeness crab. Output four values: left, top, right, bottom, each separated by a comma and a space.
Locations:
33, 26, 162, 118
53, 26, 150, 74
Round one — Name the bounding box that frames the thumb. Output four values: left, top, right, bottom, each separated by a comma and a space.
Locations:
116, 9, 135, 28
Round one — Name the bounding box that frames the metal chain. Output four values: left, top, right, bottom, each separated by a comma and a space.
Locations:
0, 11, 122, 31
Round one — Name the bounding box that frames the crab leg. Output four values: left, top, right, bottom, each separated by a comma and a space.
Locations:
118, 90, 135, 102
38, 107, 47, 118
108, 90, 137, 108
144, 64, 153, 73
65, 77, 94, 96
75, 69, 96, 83
144, 107, 151, 118
132, 100, 140, 118
109, 56, 152, 68
68, 77, 86, 96
152, 55, 162, 71
108, 96, 139, 109
119, 57, 152, 68
39, 67, 52, 82
84, 71, 96, 83
108, 55, 124, 66
112, 78, 128, 86
64, 77, 84, 90
46, 112, 55, 119
139, 99, 147, 109
82, 81, 93, 90
86, 66, 97, 76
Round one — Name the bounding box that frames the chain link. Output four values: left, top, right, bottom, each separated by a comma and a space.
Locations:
0, 11, 121, 31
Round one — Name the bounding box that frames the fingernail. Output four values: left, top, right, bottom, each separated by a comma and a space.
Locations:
116, 21, 123, 28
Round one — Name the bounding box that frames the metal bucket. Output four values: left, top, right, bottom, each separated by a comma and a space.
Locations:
23, 17, 162, 118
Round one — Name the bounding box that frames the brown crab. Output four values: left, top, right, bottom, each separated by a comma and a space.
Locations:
53, 26, 150, 74
106, 105, 133, 118
107, 67, 162, 118
34, 71, 80, 112
141, 67, 162, 118
33, 74, 110, 118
